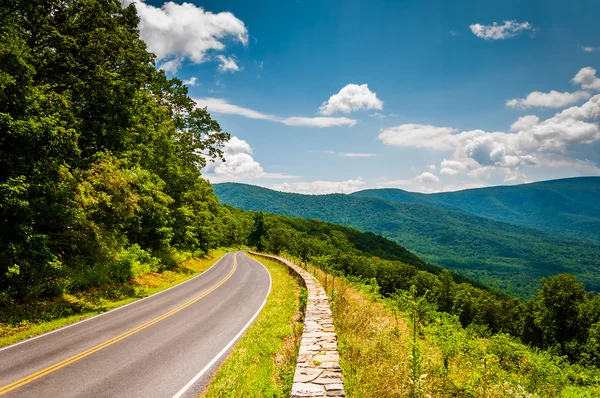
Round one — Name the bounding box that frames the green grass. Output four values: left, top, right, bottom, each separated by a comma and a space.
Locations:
202, 254, 305, 398
301, 262, 600, 398
0, 248, 230, 348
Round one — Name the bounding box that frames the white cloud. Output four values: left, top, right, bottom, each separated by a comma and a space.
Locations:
194, 98, 357, 127
378, 124, 458, 150
182, 77, 198, 86
427, 164, 436, 171
217, 55, 241, 73
469, 20, 535, 40
380, 95, 600, 181
369, 112, 386, 119
158, 57, 182, 73
195, 98, 276, 120
202, 136, 295, 182
510, 115, 540, 132
319, 84, 383, 115
414, 172, 441, 184
325, 151, 376, 158
270, 179, 365, 194
572, 67, 600, 90
282, 117, 357, 128
506, 90, 590, 108
449, 30, 460, 36
579, 45, 599, 53
124, 0, 248, 73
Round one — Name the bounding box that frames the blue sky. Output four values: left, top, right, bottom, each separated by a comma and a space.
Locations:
129, 0, 600, 193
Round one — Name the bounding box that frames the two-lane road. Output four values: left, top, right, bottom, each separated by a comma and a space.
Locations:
0, 251, 271, 398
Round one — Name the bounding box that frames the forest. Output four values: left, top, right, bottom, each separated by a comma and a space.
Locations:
1, 0, 599, 383
214, 182, 600, 298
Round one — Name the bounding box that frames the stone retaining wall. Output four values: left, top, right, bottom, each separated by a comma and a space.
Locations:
248, 252, 345, 398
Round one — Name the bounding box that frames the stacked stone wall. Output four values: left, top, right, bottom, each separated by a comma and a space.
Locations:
248, 252, 345, 398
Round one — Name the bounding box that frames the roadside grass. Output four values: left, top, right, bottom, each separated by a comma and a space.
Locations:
294, 260, 600, 398
202, 254, 305, 398
0, 248, 230, 348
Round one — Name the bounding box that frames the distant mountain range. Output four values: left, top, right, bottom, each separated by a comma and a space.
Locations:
213, 177, 600, 298
352, 177, 600, 241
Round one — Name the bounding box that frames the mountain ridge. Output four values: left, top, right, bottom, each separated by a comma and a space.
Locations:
213, 180, 600, 298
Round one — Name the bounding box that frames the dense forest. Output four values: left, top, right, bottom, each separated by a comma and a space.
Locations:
1, 0, 599, 381
244, 211, 600, 369
214, 182, 600, 298
353, 177, 600, 241
0, 0, 243, 300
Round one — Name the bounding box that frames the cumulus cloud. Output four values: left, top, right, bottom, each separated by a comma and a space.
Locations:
123, 0, 248, 73
427, 164, 436, 171
414, 172, 441, 184
202, 136, 295, 182
194, 98, 357, 127
216, 55, 241, 73
319, 84, 383, 115
378, 124, 458, 150
572, 67, 600, 90
182, 77, 198, 86
510, 115, 540, 132
506, 90, 590, 108
270, 179, 365, 194
379, 95, 600, 181
470, 20, 535, 40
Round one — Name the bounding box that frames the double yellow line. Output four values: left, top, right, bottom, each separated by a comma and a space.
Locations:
0, 254, 237, 396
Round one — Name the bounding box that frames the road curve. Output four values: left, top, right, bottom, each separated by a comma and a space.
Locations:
0, 251, 271, 398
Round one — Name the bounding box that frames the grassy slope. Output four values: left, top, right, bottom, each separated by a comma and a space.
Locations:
202, 255, 304, 397
300, 260, 600, 397
0, 249, 230, 348
214, 183, 600, 298
352, 177, 600, 241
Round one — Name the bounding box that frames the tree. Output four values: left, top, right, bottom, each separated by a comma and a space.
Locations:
248, 212, 268, 252
535, 274, 585, 357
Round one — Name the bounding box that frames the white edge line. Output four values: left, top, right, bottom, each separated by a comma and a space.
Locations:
172, 252, 273, 398
0, 251, 233, 353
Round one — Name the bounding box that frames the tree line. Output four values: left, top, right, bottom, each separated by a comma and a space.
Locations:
250, 212, 600, 369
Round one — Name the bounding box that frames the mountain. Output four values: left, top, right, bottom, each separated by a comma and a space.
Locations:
352, 177, 600, 240
213, 182, 600, 298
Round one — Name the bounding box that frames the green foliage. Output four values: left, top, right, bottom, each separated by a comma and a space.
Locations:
353, 177, 600, 241
213, 182, 600, 298
0, 0, 234, 301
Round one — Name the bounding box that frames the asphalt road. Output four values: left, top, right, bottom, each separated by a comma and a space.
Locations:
0, 251, 271, 398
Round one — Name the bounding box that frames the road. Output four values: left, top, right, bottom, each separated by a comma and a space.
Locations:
0, 251, 271, 398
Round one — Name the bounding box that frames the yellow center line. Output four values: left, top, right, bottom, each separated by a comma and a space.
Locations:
0, 253, 238, 396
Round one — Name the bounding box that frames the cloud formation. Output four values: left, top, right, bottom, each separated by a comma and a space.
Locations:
194, 98, 357, 127
325, 151, 376, 158
379, 95, 600, 181
123, 0, 247, 73
470, 20, 535, 40
202, 136, 294, 182
271, 179, 365, 194
378, 124, 458, 150
319, 84, 383, 115
579, 45, 600, 53
572, 67, 600, 90
414, 172, 441, 184
216, 55, 241, 73
506, 90, 590, 108
182, 77, 198, 86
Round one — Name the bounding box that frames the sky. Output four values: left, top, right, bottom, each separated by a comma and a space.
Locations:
125, 0, 600, 194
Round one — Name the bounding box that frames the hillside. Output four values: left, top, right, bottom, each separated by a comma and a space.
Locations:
352, 177, 600, 240
214, 182, 600, 298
